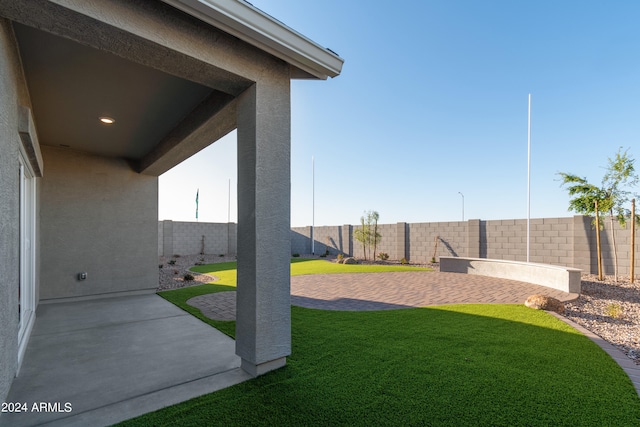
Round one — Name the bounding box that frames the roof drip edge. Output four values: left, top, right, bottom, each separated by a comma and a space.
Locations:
161, 0, 344, 80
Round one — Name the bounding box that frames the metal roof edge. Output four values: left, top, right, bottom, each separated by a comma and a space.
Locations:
161, 0, 344, 80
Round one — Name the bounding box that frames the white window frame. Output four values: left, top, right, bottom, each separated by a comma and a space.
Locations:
17, 146, 36, 374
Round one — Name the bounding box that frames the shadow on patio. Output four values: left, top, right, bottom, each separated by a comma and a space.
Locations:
5, 294, 251, 427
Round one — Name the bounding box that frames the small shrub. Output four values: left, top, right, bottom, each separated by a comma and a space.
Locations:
605, 303, 624, 319
431, 257, 437, 264
320, 253, 327, 258
337, 253, 344, 261
400, 257, 408, 265
292, 253, 300, 257
378, 252, 389, 261
173, 254, 181, 258
168, 259, 176, 265
219, 254, 225, 257
183, 273, 195, 281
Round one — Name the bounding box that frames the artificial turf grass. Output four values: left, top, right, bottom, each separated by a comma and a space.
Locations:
122, 300, 640, 426
148, 260, 640, 425
188, 258, 431, 277
287, 258, 431, 275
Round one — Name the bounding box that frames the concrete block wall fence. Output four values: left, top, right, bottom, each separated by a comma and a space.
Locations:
160, 216, 640, 275
159, 220, 237, 257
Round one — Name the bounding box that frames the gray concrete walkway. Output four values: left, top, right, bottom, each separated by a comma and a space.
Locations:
4, 294, 251, 427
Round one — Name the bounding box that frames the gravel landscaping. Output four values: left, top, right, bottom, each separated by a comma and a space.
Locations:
564, 274, 640, 365
158, 254, 639, 365
158, 254, 231, 291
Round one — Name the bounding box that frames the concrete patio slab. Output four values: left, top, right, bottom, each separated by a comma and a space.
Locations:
4, 294, 251, 427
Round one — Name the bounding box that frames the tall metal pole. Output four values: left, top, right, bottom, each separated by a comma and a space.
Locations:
527, 93, 531, 263
458, 192, 464, 221
311, 156, 315, 255
227, 178, 231, 223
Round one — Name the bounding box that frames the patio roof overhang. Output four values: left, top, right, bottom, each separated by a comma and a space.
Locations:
1, 0, 343, 176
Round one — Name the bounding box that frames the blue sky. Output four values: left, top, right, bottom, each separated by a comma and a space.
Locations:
159, 0, 640, 227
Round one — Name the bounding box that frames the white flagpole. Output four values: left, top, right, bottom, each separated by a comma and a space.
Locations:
527, 94, 531, 262
311, 156, 315, 255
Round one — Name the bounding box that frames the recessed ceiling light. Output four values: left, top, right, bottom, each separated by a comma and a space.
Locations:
99, 116, 115, 125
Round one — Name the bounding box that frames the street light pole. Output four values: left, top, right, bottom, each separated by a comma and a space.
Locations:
458, 192, 464, 221
311, 156, 315, 255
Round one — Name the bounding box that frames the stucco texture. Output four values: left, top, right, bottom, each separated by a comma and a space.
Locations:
39, 146, 158, 300
2, 0, 300, 386
0, 17, 23, 407
236, 76, 292, 371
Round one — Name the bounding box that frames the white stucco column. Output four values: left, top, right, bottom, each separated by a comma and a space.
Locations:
235, 77, 291, 376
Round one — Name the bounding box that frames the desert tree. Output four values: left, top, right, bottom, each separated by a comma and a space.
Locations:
557, 172, 607, 279
601, 148, 639, 280
354, 215, 368, 260
370, 211, 381, 260
353, 210, 381, 261
559, 147, 638, 281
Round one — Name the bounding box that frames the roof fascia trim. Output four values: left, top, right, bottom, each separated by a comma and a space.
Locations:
160, 0, 344, 80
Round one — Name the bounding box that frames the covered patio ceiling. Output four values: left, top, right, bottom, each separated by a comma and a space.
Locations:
14, 23, 220, 162
5, 0, 343, 177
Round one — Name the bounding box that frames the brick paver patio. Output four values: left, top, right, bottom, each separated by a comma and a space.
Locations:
187, 271, 578, 321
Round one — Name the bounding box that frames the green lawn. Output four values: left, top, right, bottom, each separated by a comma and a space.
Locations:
190, 258, 430, 279
119, 260, 640, 426
286, 258, 431, 275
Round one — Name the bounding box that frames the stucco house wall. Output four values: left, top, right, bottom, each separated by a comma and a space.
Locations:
0, 16, 20, 408
39, 146, 158, 301
0, 16, 40, 406
0, 0, 343, 411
